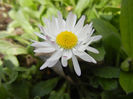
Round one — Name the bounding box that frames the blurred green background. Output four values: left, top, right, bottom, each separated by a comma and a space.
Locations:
0, 0, 133, 99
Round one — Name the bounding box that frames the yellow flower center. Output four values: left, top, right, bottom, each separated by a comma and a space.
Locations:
56, 31, 78, 49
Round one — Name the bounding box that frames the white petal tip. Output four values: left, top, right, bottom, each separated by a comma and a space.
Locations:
57, 11, 61, 15
81, 15, 85, 19
97, 35, 102, 40
40, 66, 45, 70
31, 43, 36, 47
90, 22, 93, 25
77, 72, 81, 76
48, 65, 54, 68
96, 51, 99, 54
62, 64, 67, 67
93, 61, 97, 64
29, 39, 37, 43
30, 43, 34, 46
33, 50, 38, 53
99, 35, 102, 39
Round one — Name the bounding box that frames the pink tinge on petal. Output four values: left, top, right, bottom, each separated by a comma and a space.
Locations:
61, 56, 68, 67
38, 24, 45, 33
51, 41, 56, 44
63, 56, 67, 58
46, 35, 50, 40
34, 32, 46, 40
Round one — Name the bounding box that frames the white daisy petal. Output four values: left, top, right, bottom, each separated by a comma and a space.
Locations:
91, 35, 102, 42
86, 46, 99, 54
73, 15, 85, 33
87, 22, 93, 35
38, 24, 45, 34
76, 45, 86, 51
51, 17, 59, 36
78, 24, 90, 40
30, 39, 37, 43
40, 59, 58, 70
66, 12, 77, 31
40, 50, 63, 69
34, 32, 46, 40
43, 18, 50, 26
72, 54, 81, 76
47, 50, 63, 62
57, 12, 66, 32
62, 50, 72, 60
43, 18, 56, 38
89, 28, 95, 37
84, 37, 95, 46
46, 40, 58, 49
47, 60, 59, 68
40, 62, 47, 70
34, 47, 55, 53
57, 11, 63, 19
73, 50, 96, 64
57, 19, 65, 33
61, 56, 68, 67
31, 42, 50, 48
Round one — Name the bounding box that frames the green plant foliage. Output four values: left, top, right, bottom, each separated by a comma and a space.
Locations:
0, 0, 133, 98
32, 78, 59, 97
119, 71, 133, 94
99, 78, 118, 91
92, 19, 121, 51
120, 0, 133, 58
0, 40, 27, 55
74, 0, 90, 17
93, 66, 120, 78
120, 58, 132, 72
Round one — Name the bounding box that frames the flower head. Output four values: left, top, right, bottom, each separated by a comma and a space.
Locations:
31, 12, 102, 76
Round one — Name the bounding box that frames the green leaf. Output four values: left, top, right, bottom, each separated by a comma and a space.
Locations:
120, 0, 133, 58
5, 71, 18, 85
0, 59, 3, 66
15, 10, 34, 33
0, 40, 27, 55
0, 32, 10, 39
48, 91, 70, 99
2, 55, 19, 84
34, 96, 41, 99
22, 7, 40, 19
120, 58, 132, 72
18, 0, 33, 7
4, 55, 19, 67
9, 10, 38, 40
101, 91, 118, 99
74, 0, 90, 17
92, 19, 121, 51
48, 91, 63, 99
103, 7, 120, 13
88, 47, 105, 61
93, 66, 120, 78
99, 78, 118, 91
119, 71, 133, 93
0, 85, 10, 99
11, 36, 30, 45
32, 78, 59, 97
0, 64, 6, 85
8, 81, 30, 99
43, 7, 58, 18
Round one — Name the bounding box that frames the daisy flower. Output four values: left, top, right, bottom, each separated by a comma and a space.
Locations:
31, 12, 102, 76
